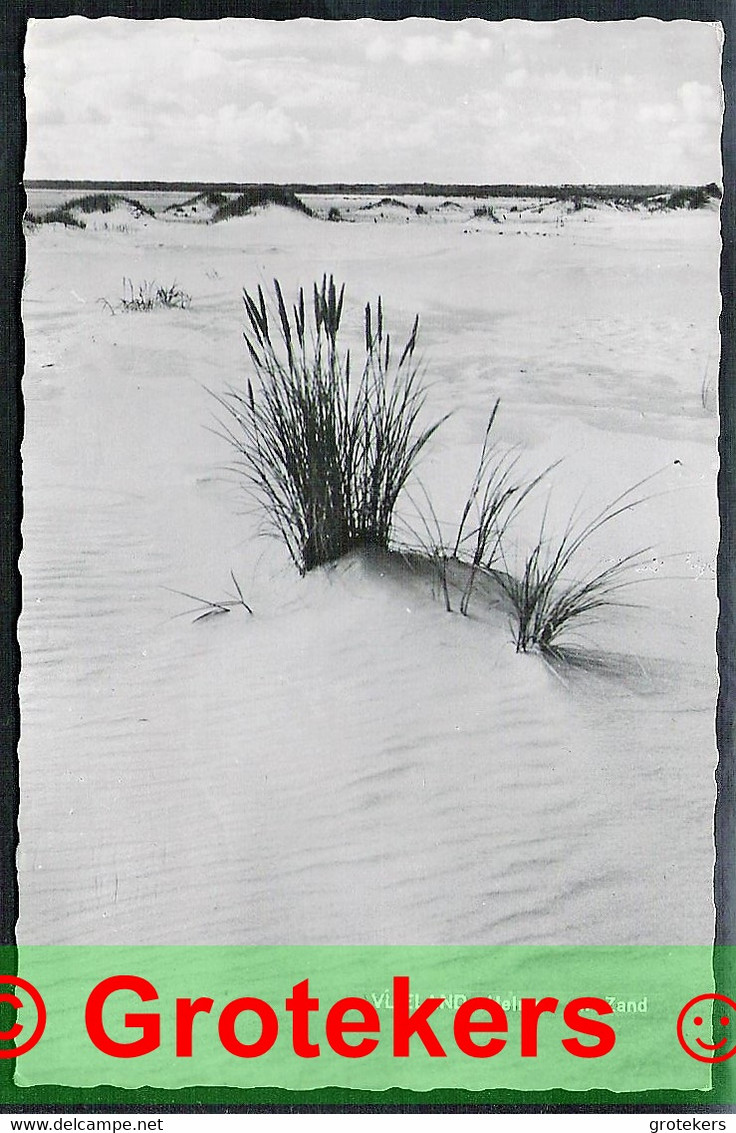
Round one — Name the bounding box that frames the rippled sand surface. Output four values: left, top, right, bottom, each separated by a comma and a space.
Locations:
19, 201, 719, 945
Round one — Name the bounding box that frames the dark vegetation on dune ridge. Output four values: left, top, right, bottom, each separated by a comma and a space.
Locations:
26, 179, 723, 202
215, 275, 649, 656
212, 187, 315, 221
662, 185, 720, 210
24, 182, 720, 229
25, 192, 154, 228
552, 182, 721, 209
164, 190, 229, 213
25, 206, 85, 229
359, 197, 412, 210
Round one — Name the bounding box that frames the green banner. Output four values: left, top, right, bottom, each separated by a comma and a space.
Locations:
2, 946, 733, 1098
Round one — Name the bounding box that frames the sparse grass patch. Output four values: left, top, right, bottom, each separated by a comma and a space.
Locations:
99, 277, 192, 313
214, 275, 447, 575
402, 485, 455, 613
700, 357, 717, 412
452, 400, 551, 616
401, 401, 550, 615
168, 572, 253, 623
493, 483, 651, 658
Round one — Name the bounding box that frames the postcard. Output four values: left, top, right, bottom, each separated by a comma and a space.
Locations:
11, 10, 727, 1106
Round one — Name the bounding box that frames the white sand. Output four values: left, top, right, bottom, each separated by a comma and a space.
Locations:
19, 197, 720, 945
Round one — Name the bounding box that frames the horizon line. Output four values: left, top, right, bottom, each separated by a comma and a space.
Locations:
25, 178, 720, 192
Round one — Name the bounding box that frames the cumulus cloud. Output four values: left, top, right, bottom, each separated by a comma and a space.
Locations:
678, 80, 722, 122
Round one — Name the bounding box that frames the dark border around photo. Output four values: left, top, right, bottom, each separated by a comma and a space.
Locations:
2, 0, 734, 1114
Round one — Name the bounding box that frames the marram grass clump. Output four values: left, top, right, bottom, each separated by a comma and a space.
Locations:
215, 275, 447, 575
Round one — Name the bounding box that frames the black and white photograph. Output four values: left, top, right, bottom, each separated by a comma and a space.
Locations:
19, 13, 723, 969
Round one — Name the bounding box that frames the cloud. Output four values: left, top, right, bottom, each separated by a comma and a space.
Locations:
366, 26, 493, 66
23, 17, 723, 184
190, 102, 310, 153
638, 102, 678, 125
678, 80, 722, 122
634, 73, 720, 143
504, 68, 527, 89
243, 59, 361, 112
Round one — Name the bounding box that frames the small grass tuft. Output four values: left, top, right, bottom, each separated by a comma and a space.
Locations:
401, 401, 550, 615
100, 277, 192, 313
168, 572, 253, 623
493, 481, 652, 658
214, 275, 447, 575
700, 356, 717, 413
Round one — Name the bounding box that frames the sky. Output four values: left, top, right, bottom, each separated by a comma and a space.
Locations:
24, 16, 723, 185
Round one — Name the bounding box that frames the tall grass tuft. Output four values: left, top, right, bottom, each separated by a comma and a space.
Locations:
215, 275, 447, 574
494, 481, 651, 657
